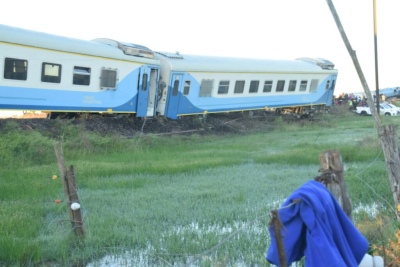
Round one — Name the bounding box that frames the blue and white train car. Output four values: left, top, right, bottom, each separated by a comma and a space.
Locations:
0, 24, 160, 118
155, 52, 337, 119
0, 24, 338, 120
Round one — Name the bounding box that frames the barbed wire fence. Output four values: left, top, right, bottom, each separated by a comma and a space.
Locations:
43, 143, 399, 266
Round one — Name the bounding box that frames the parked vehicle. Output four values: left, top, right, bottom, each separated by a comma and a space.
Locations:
354, 104, 398, 116
383, 102, 400, 115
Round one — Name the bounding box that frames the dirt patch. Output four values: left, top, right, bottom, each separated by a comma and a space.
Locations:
0, 110, 321, 138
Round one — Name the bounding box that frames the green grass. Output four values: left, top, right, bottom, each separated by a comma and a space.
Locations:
0, 110, 399, 266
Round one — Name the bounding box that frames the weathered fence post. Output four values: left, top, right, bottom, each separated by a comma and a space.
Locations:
54, 141, 85, 237
270, 210, 287, 267
378, 125, 400, 221
316, 150, 352, 220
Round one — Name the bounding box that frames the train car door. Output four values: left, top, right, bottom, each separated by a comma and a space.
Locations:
326, 75, 337, 106
165, 74, 182, 119
137, 67, 159, 117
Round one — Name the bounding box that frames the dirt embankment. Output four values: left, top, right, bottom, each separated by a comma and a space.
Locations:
0, 111, 288, 138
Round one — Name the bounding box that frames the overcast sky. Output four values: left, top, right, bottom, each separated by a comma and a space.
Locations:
1, 0, 398, 95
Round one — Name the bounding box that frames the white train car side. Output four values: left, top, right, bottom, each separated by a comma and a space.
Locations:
0, 24, 160, 118
155, 52, 337, 119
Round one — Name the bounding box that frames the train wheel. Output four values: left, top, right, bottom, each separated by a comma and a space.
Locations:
47, 112, 76, 119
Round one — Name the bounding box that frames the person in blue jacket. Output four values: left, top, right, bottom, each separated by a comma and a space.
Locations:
266, 180, 368, 267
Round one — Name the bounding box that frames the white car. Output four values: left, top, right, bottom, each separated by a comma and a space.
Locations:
382, 103, 400, 115
355, 104, 399, 116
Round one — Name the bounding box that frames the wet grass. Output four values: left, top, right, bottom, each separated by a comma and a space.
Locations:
0, 111, 398, 266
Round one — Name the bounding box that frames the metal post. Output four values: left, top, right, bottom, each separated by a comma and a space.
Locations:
374, 0, 380, 113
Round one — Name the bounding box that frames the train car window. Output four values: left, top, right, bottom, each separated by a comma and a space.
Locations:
172, 80, 179, 96
310, 79, 319, 92
263, 80, 273, 93
42, 63, 62, 83
325, 80, 331, 90
276, 80, 285, 92
299, 80, 308, 91
234, 81, 245, 94
218, 81, 230, 94
142, 74, 148, 91
73, 66, 91, 86
249, 81, 259, 93
183, 81, 190, 95
4, 58, 27, 80
100, 68, 117, 90
331, 79, 336, 90
199, 79, 213, 97
288, 80, 297, 92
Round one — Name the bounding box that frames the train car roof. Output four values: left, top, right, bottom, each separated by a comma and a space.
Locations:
0, 24, 158, 64
154, 52, 337, 73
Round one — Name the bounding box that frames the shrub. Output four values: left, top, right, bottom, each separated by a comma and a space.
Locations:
374, 228, 400, 266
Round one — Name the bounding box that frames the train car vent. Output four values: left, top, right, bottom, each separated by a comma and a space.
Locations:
92, 38, 154, 59
155, 51, 184, 59
120, 45, 154, 58
296, 57, 335, 70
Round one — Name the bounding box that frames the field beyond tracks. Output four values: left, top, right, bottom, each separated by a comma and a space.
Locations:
0, 107, 398, 266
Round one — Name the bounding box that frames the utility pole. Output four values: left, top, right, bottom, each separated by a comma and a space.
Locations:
325, 0, 400, 221
325, 0, 379, 128
374, 0, 380, 114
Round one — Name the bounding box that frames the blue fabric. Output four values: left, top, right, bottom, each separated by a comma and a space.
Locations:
266, 180, 368, 267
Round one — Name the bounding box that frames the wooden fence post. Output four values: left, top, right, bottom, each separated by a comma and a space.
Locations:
378, 125, 400, 221
270, 210, 287, 267
54, 141, 85, 237
316, 150, 353, 220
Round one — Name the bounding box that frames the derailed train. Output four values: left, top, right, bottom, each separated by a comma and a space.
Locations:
0, 24, 337, 119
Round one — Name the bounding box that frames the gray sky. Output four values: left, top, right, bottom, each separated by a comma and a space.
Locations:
1, 0, 398, 95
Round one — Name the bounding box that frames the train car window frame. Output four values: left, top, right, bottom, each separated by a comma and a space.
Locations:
4, 58, 28, 81
263, 80, 273, 93
172, 79, 179, 96
73, 66, 91, 86
325, 80, 331, 90
100, 68, 118, 90
218, 80, 230, 94
299, 80, 308, 91
310, 79, 319, 92
249, 80, 259, 93
199, 79, 213, 97
183, 81, 190, 95
41, 62, 62, 83
142, 73, 148, 91
288, 80, 297, 92
234, 80, 245, 94
331, 79, 336, 90
276, 80, 285, 92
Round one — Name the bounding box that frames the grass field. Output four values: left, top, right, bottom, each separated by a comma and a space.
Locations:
0, 108, 399, 266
